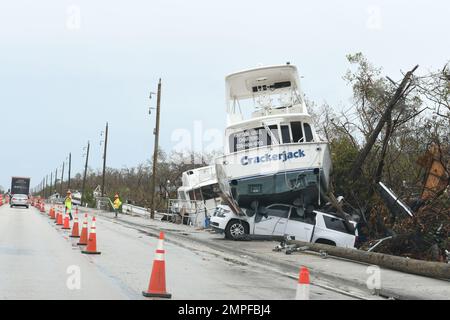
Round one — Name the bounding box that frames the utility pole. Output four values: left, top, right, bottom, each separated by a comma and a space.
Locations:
68, 153, 72, 191
60, 161, 65, 195
55, 168, 58, 195
44, 175, 48, 198
150, 79, 162, 219
101, 122, 108, 197
81, 141, 90, 206
50, 171, 53, 196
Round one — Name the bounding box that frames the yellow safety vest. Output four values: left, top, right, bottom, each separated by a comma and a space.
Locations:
113, 198, 122, 209
65, 197, 72, 210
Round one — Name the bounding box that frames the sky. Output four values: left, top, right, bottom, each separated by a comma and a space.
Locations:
0, 0, 448, 191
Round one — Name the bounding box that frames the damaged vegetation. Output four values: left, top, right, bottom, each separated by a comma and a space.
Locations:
313, 53, 450, 262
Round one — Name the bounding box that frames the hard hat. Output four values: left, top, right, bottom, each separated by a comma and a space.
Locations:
67, 190, 71, 194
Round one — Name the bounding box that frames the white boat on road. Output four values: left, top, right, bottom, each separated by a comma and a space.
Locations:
215, 63, 332, 210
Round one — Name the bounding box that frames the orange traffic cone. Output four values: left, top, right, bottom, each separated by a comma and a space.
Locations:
50, 207, 56, 219
62, 208, 70, 230
142, 232, 172, 298
82, 216, 101, 254
70, 209, 80, 238
55, 208, 60, 223
56, 209, 63, 225
295, 266, 310, 300
77, 214, 89, 245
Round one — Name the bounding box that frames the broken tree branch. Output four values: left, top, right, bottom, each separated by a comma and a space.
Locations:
349, 65, 419, 181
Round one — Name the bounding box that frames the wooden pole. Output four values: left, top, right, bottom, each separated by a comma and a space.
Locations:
44, 175, 48, 199
81, 141, 90, 206
101, 122, 108, 197
50, 171, 53, 196
150, 79, 162, 219
68, 152, 72, 191
60, 161, 64, 195
286, 239, 450, 280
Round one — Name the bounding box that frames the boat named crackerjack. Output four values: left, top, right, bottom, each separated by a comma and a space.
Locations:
215, 63, 332, 210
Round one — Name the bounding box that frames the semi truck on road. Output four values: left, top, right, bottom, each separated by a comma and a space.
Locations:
11, 177, 31, 196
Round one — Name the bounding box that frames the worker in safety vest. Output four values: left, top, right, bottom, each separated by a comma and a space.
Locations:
65, 190, 73, 220
113, 193, 122, 218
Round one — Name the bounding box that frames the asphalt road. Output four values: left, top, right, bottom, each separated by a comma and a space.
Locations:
0, 204, 356, 300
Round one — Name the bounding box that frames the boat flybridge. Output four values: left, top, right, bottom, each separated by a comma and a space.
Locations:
170, 165, 222, 226
177, 165, 221, 214
215, 63, 332, 211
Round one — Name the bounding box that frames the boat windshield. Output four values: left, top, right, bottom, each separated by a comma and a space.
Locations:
229, 121, 314, 152
229, 86, 304, 120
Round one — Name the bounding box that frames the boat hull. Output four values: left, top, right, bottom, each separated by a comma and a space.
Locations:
215, 142, 331, 209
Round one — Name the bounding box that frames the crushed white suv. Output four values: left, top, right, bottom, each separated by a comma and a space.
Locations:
210, 203, 357, 248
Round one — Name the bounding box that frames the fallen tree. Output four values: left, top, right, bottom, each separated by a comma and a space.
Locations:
349, 64, 419, 181
285, 239, 450, 280
318, 55, 449, 262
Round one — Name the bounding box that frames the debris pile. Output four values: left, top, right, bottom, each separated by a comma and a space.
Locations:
364, 195, 450, 262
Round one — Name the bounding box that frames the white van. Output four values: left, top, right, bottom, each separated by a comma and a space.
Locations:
71, 191, 82, 206
210, 204, 358, 248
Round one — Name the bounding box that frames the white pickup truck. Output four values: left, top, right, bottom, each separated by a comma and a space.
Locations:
210, 204, 358, 248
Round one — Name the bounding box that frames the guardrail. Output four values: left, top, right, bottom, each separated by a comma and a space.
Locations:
95, 196, 115, 212
115, 203, 170, 221
118, 200, 208, 225
122, 203, 151, 217
95, 197, 212, 229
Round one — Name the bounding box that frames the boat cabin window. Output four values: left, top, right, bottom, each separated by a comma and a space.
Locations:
280, 125, 291, 144
267, 125, 280, 145
194, 188, 203, 201
230, 127, 270, 152
291, 121, 304, 143
201, 183, 220, 201
229, 121, 314, 152
303, 123, 313, 142
188, 188, 203, 201
178, 191, 187, 201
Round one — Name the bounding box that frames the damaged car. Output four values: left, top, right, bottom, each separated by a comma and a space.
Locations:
211, 203, 358, 248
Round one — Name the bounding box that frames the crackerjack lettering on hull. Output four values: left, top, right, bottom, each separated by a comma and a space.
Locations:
178, 305, 213, 318
241, 149, 306, 166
